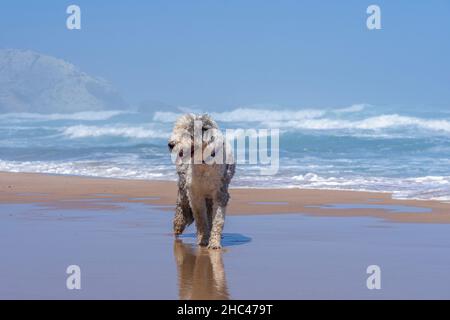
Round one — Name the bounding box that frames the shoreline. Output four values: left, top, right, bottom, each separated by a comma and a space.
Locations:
1, 171, 450, 223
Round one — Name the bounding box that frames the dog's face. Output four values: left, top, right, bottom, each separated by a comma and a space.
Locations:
168, 114, 221, 166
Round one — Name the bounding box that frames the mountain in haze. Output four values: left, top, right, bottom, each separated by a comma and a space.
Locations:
0, 49, 127, 113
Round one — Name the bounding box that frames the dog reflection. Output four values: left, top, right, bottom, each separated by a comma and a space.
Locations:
174, 239, 229, 300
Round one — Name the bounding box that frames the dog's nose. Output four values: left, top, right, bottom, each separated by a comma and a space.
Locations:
168, 142, 175, 150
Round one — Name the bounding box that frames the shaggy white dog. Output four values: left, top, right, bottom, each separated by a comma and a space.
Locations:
168, 114, 235, 249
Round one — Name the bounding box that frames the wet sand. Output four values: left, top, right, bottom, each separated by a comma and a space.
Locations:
1, 201, 450, 299
1, 172, 450, 223
1, 172, 450, 299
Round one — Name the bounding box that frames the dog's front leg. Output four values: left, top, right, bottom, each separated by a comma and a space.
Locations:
191, 199, 210, 246
208, 205, 226, 249
173, 190, 193, 235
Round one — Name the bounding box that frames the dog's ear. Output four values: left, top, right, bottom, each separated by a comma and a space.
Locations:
199, 113, 218, 130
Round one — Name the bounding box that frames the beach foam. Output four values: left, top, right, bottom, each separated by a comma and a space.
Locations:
0, 110, 129, 122
264, 114, 450, 134
61, 125, 169, 139
153, 104, 366, 123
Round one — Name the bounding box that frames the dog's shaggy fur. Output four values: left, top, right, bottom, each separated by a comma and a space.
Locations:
168, 114, 235, 249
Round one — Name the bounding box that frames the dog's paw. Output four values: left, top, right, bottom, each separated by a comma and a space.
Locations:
173, 223, 186, 236
207, 243, 222, 250
173, 228, 184, 236
173, 231, 183, 237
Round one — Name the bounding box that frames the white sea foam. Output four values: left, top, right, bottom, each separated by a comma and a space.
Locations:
153, 107, 450, 136
1, 157, 449, 201
0, 110, 129, 122
264, 114, 450, 134
153, 104, 367, 123
290, 173, 450, 201
333, 104, 368, 114
0, 160, 176, 180
61, 125, 169, 139
154, 107, 326, 123
212, 108, 326, 122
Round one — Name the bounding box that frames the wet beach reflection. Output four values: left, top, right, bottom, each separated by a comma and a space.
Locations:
174, 233, 251, 300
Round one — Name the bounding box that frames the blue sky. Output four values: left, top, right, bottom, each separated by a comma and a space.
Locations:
1, 0, 449, 110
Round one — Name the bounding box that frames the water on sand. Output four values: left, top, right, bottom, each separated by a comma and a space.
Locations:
1, 202, 450, 299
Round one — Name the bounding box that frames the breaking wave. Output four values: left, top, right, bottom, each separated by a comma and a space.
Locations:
264, 114, 450, 133
61, 125, 169, 139
153, 106, 450, 136
153, 104, 367, 123
0, 159, 176, 180
0, 110, 129, 122
290, 173, 450, 201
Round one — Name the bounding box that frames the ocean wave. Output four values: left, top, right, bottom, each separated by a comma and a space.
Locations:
0, 160, 176, 180
290, 173, 450, 201
0, 110, 129, 122
264, 114, 450, 134
61, 125, 169, 139
212, 108, 325, 122
333, 104, 368, 114
153, 104, 367, 123
153, 107, 450, 136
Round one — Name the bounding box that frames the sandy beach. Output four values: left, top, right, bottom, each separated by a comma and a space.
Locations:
2, 171, 450, 299
1, 171, 450, 224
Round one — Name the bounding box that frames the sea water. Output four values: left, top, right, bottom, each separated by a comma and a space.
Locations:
1, 103, 450, 201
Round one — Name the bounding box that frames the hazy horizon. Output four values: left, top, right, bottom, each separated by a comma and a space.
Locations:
1, 1, 449, 111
